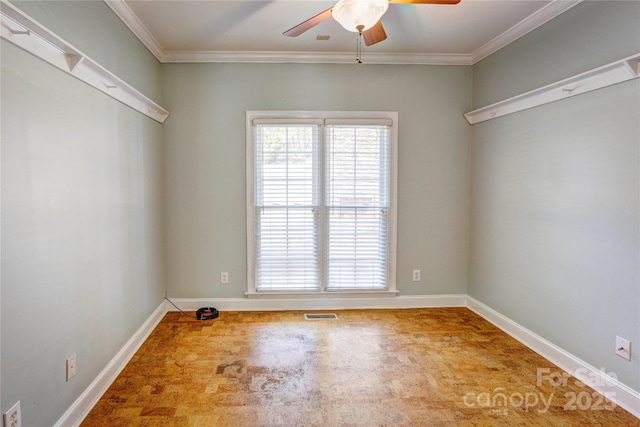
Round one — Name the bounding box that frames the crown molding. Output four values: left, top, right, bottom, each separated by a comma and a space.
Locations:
470, 0, 583, 64
104, 0, 165, 62
161, 50, 472, 65
104, 0, 580, 65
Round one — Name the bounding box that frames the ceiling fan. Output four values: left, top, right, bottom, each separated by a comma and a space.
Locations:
283, 0, 461, 47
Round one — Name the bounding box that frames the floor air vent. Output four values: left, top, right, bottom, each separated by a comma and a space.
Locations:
304, 313, 338, 320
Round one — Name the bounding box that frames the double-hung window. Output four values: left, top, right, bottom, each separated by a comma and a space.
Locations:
246, 112, 397, 296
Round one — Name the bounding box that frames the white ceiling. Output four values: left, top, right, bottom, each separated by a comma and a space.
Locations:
105, 0, 582, 64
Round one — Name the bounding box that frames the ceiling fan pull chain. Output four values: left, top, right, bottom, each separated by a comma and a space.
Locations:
356, 29, 363, 64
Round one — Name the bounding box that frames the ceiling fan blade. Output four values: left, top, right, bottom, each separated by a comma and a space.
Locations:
389, 0, 461, 4
362, 21, 387, 46
283, 7, 334, 37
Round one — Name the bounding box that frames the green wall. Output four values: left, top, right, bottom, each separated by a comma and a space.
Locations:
469, 1, 640, 392
162, 63, 472, 299
1, 2, 165, 426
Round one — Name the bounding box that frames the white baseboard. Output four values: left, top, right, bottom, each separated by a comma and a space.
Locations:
165, 294, 467, 312
57, 294, 639, 424
53, 302, 168, 427
466, 296, 640, 418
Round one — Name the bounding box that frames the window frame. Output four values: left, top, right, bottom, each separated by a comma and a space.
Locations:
246, 111, 398, 298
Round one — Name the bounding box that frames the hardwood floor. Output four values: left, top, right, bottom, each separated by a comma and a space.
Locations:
81, 308, 638, 426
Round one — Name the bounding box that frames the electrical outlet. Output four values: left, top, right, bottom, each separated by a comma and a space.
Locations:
412, 270, 421, 282
3, 401, 21, 427
220, 272, 229, 284
615, 336, 631, 361
66, 354, 77, 381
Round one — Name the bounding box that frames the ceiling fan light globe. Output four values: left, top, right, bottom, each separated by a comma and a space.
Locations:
332, 0, 389, 33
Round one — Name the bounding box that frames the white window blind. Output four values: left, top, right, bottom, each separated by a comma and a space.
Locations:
249, 112, 396, 294
254, 124, 321, 291
325, 124, 390, 290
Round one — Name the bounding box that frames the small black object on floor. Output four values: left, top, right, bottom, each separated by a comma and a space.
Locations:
196, 307, 219, 320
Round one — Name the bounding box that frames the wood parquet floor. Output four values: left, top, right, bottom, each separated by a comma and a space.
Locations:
81, 308, 639, 426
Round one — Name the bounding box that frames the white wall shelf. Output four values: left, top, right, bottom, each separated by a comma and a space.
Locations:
464, 53, 640, 125
0, 0, 170, 123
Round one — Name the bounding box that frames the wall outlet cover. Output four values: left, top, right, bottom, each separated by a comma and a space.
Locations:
3, 401, 21, 427
615, 336, 631, 361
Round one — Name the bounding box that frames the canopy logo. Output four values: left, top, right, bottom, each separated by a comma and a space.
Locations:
461, 367, 618, 415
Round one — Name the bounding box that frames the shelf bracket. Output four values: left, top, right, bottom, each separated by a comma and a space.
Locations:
65, 54, 83, 73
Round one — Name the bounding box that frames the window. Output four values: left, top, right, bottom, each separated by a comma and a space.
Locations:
246, 112, 397, 296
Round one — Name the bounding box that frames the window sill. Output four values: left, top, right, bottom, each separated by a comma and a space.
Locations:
245, 290, 399, 299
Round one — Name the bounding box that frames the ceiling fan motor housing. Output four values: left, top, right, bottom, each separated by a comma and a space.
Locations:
332, 0, 390, 33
